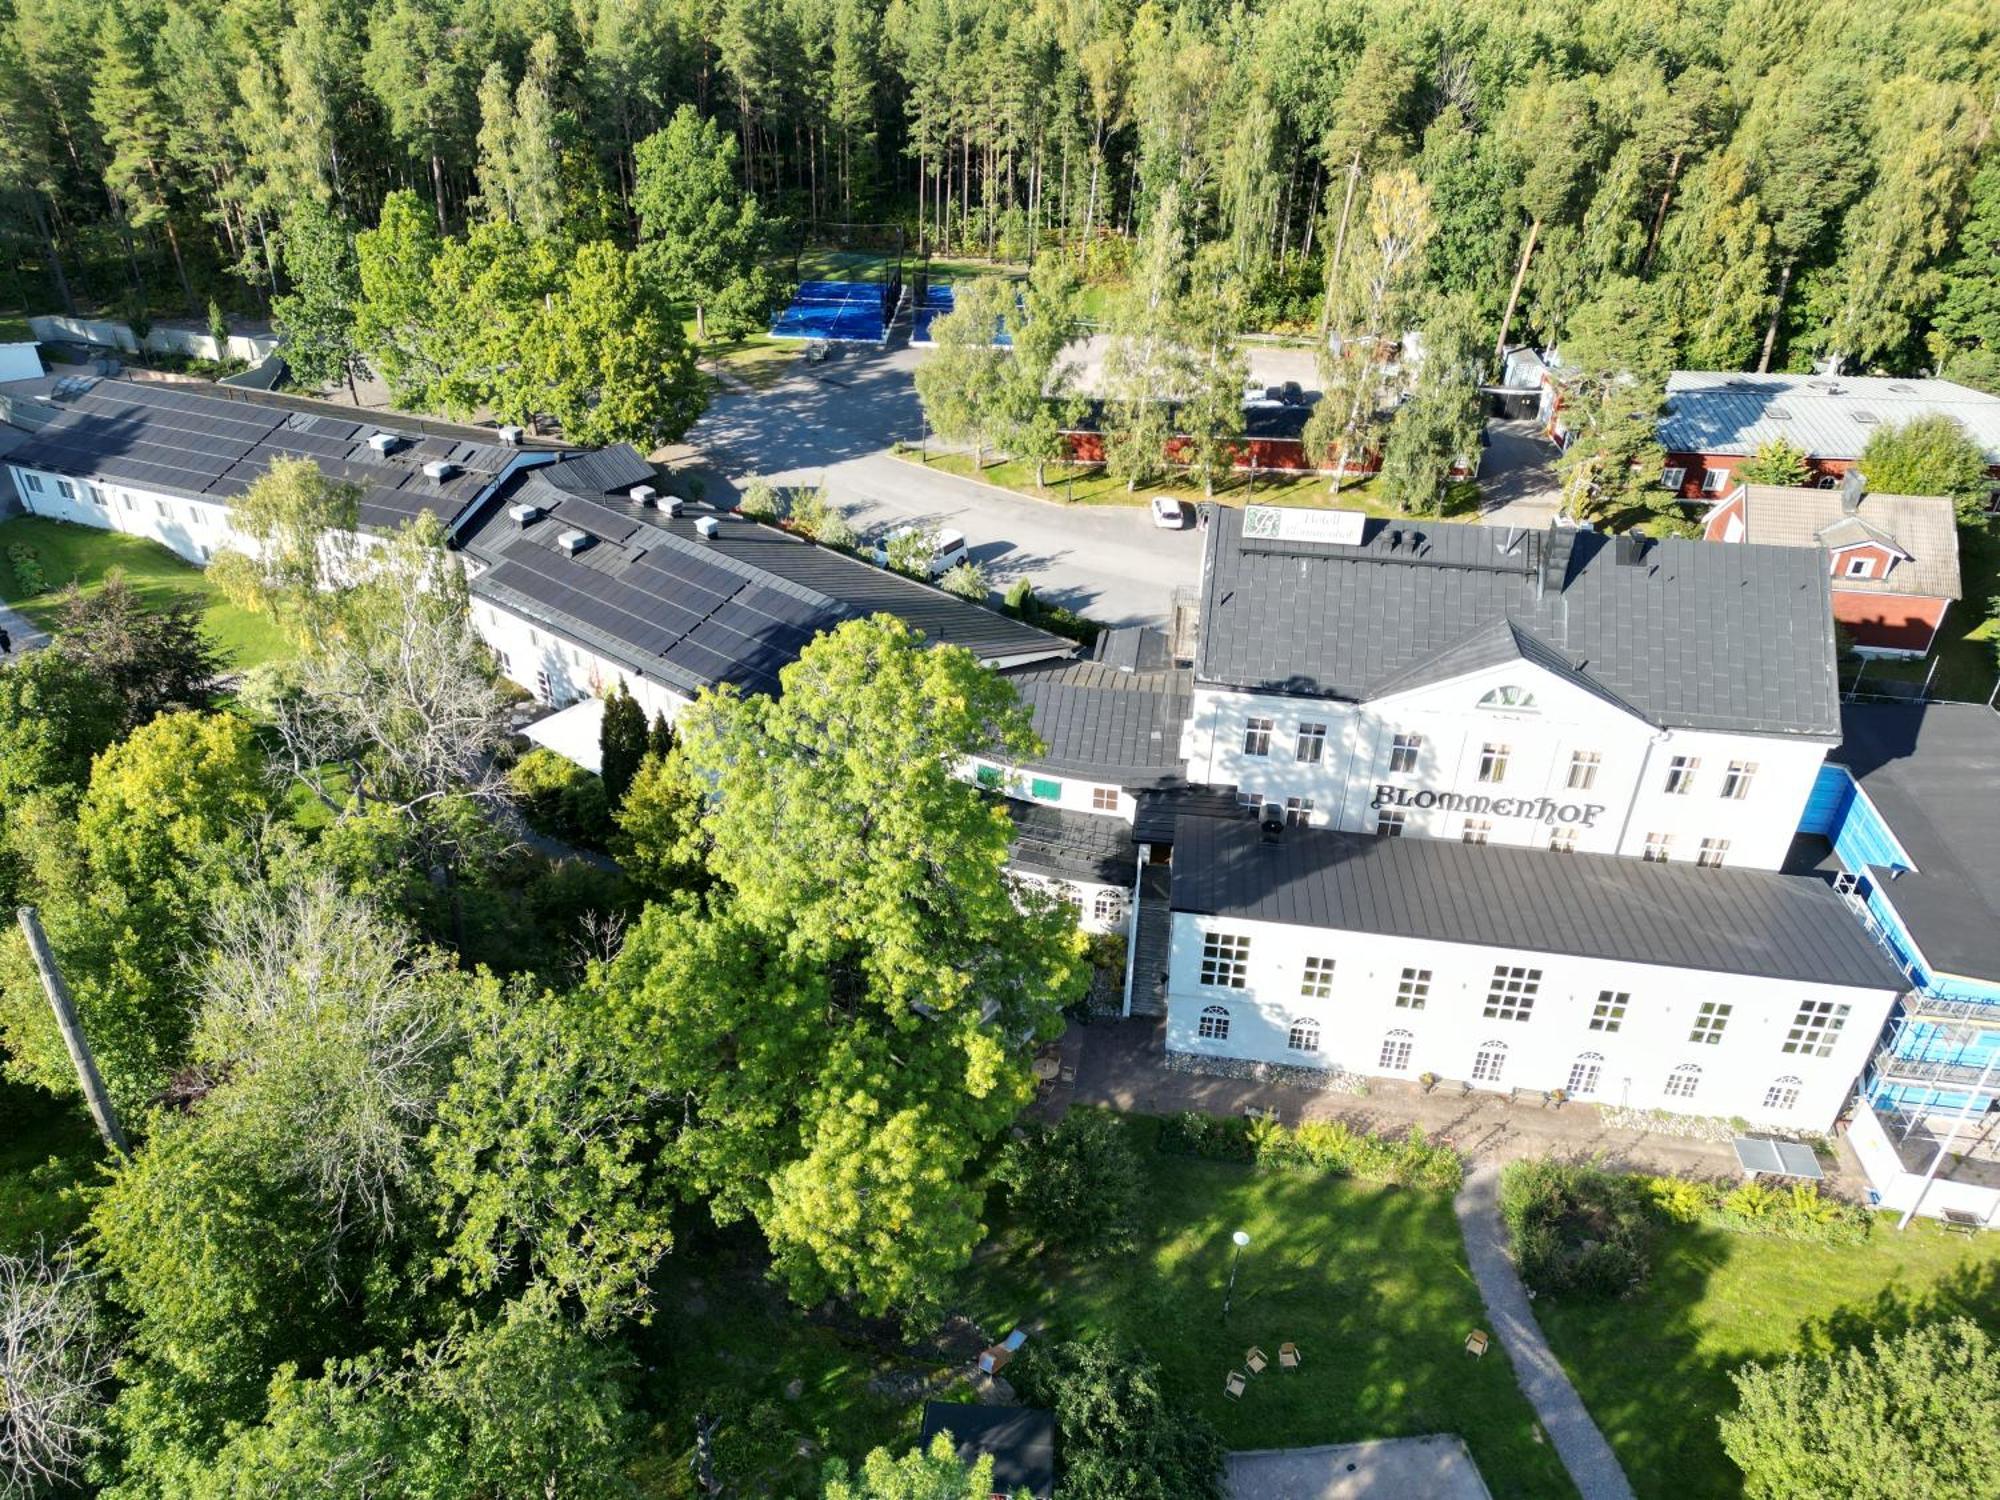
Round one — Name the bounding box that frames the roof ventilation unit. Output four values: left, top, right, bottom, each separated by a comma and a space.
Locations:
507, 503, 543, 526
660, 496, 685, 517
1259, 803, 1286, 842
556, 529, 593, 556
694, 516, 721, 540
496, 424, 523, 445
422, 459, 457, 481
628, 484, 658, 506
367, 432, 399, 455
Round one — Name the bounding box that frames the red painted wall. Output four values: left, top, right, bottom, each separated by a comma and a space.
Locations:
1670, 450, 2000, 501
1832, 590, 1949, 654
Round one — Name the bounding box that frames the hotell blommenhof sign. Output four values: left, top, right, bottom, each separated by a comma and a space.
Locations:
1371, 784, 1608, 828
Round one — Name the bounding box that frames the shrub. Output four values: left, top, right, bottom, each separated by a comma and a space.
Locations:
884, 527, 935, 578
738, 477, 781, 519
938, 560, 990, 601
7, 543, 48, 596
992, 1111, 1142, 1259
507, 746, 613, 848
1639, 1173, 1870, 1246
1012, 1336, 1224, 1500
1498, 1159, 1653, 1298
815, 510, 857, 551
1157, 1112, 1462, 1190
1157, 1111, 1254, 1162
787, 483, 833, 539
999, 578, 1107, 647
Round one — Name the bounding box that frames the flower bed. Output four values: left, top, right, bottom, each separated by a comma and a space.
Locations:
1158, 1111, 1463, 1192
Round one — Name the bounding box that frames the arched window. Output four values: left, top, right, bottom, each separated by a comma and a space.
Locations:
1288, 1019, 1321, 1054
1567, 1053, 1605, 1096
1092, 888, 1125, 923
1379, 1029, 1414, 1071
1198, 1004, 1231, 1042
1664, 1063, 1702, 1100
1478, 685, 1538, 712
1763, 1076, 1803, 1112
1472, 1041, 1508, 1083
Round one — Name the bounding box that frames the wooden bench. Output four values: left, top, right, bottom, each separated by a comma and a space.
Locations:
1942, 1209, 1983, 1237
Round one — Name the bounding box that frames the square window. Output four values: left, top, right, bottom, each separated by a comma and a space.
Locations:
1284, 796, 1314, 827
1389, 734, 1422, 774
1664, 1066, 1702, 1100
1299, 956, 1335, 1000
1665, 756, 1699, 795
1395, 968, 1430, 1010
1477, 743, 1510, 783
1198, 1004, 1231, 1041
1782, 999, 1849, 1058
1091, 786, 1119, 812
1721, 761, 1757, 800
1698, 838, 1730, 869
1379, 1033, 1414, 1071
1295, 723, 1327, 764
1200, 932, 1251, 989
1287, 1019, 1321, 1053
1029, 777, 1061, 801
1549, 826, 1578, 854
1661, 465, 1686, 490
1700, 467, 1729, 495
1237, 791, 1264, 809
1243, 718, 1273, 756
1590, 991, 1628, 1033
1845, 555, 1872, 577
1643, 832, 1673, 863
56, 479, 75, 500
1568, 751, 1601, 791
1462, 819, 1492, 846
1483, 965, 1540, 1022
1376, 809, 1405, 837
1689, 1001, 1732, 1045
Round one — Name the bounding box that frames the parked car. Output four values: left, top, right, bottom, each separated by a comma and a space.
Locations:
1151, 496, 1191, 529
873, 526, 970, 578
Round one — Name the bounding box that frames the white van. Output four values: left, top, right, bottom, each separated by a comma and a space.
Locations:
874, 526, 970, 578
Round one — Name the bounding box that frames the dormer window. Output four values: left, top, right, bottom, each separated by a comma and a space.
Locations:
1478, 685, 1538, 712
1844, 555, 1874, 578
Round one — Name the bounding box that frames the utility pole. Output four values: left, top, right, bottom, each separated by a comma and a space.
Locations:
17, 907, 127, 1158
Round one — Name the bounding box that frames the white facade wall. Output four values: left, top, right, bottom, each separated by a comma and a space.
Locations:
1162, 910, 1898, 1132
1184, 656, 1828, 872
963, 756, 1135, 823
1010, 870, 1130, 935
1848, 1104, 2000, 1227
467, 594, 688, 724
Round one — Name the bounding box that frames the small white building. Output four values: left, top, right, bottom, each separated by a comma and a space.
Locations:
1160, 814, 1906, 1131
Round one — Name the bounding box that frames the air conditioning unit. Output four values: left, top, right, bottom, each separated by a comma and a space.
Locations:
496, 424, 523, 446
557, 529, 593, 555
507, 503, 543, 526
629, 484, 658, 506
367, 432, 398, 455
694, 516, 721, 540
422, 459, 457, 481
660, 496, 685, 517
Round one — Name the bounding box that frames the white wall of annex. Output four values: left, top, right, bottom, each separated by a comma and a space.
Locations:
1161, 910, 1897, 1131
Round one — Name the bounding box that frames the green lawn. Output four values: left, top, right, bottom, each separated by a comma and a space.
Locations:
1851, 519, 1998, 703
1536, 1215, 2000, 1500
0, 1084, 102, 1257
961, 1115, 1575, 1497
0, 515, 291, 669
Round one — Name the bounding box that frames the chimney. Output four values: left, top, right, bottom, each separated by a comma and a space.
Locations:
1259, 803, 1286, 842
1840, 468, 1866, 514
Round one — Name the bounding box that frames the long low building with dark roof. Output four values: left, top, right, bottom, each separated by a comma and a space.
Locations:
1160, 813, 1905, 1131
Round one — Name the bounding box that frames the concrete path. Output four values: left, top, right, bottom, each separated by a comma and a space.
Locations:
1453, 1164, 1635, 1500
1478, 419, 1564, 530
0, 598, 49, 657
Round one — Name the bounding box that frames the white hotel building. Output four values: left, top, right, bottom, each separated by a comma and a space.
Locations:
2, 377, 1911, 1131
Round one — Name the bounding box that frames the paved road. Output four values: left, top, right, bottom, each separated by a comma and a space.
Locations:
667, 342, 1202, 627
1478, 419, 1564, 530
1454, 1164, 1636, 1500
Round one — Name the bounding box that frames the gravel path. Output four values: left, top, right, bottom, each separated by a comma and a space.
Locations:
1453, 1163, 1637, 1500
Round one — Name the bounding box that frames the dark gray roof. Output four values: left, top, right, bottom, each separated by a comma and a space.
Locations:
4, 378, 515, 532
999, 656, 1192, 784
1006, 800, 1137, 886
1196, 509, 1839, 739
458, 486, 1070, 697
1133, 784, 1246, 843
1171, 817, 1907, 991
919, 1404, 1055, 1500
1830, 703, 2000, 983
537, 444, 657, 496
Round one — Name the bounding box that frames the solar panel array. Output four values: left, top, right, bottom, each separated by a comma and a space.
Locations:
9, 381, 508, 531
483, 520, 846, 697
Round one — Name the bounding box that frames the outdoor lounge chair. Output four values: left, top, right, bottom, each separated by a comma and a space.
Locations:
1224, 1370, 1247, 1399
1245, 1347, 1268, 1375
1465, 1329, 1490, 1357
1278, 1342, 1300, 1370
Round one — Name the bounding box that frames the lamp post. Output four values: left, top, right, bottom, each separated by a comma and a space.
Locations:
1223, 1229, 1251, 1318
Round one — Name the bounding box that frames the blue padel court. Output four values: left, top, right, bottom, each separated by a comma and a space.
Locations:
769, 278, 898, 344
911, 280, 1016, 348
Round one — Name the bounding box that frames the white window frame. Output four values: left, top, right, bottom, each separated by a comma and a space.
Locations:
1660, 465, 1686, 491
1198, 1004, 1231, 1041
1477, 743, 1511, 783
1783, 999, 1850, 1058
1590, 991, 1629, 1033
1844, 555, 1873, 578
1720, 761, 1757, 801
1549, 826, 1578, 854
1472, 1044, 1508, 1083
1395, 968, 1430, 1009
1689, 1001, 1732, 1045
1284, 796, 1314, 828
1200, 932, 1251, 990
1299, 956, 1335, 1001
1243, 718, 1274, 757
1665, 756, 1700, 795
1568, 1054, 1604, 1096
1643, 832, 1673, 863
1664, 1064, 1702, 1100
1379, 1030, 1414, 1072
1697, 838, 1730, 869
1295, 723, 1326, 764
1700, 467, 1729, 495
1388, 733, 1422, 774
1763, 1077, 1802, 1112
1287, 1019, 1321, 1054
1091, 786, 1120, 812
1376, 809, 1405, 837
1483, 966, 1541, 1022
1568, 751, 1600, 791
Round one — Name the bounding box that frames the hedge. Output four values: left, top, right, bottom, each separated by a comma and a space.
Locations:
1157, 1111, 1463, 1192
